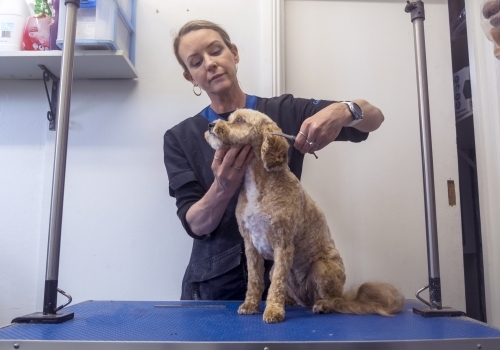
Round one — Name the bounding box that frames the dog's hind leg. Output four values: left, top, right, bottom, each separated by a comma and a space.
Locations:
310, 256, 346, 314
238, 236, 265, 315
263, 243, 294, 323
285, 293, 297, 306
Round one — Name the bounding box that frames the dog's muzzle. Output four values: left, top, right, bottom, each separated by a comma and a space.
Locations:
208, 122, 216, 135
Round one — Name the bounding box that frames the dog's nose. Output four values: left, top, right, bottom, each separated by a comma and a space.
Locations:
208, 122, 215, 133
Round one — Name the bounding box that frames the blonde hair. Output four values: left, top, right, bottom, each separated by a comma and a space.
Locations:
173, 20, 234, 73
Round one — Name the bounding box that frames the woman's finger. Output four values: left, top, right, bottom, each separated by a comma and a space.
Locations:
214, 148, 228, 159
212, 148, 229, 165
307, 141, 320, 154
294, 130, 308, 151
219, 146, 242, 167
232, 145, 252, 167
299, 134, 318, 155
232, 145, 254, 171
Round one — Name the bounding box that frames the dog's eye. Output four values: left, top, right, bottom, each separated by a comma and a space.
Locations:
235, 117, 245, 123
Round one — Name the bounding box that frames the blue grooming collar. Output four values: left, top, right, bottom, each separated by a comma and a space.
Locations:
200, 95, 258, 122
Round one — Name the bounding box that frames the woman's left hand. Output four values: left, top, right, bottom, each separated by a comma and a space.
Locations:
294, 99, 384, 155
294, 103, 351, 155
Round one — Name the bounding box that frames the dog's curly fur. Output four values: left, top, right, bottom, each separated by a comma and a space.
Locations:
205, 109, 405, 323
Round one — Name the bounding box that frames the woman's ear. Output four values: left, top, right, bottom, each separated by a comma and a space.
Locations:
231, 44, 240, 64
261, 124, 289, 171
183, 71, 194, 83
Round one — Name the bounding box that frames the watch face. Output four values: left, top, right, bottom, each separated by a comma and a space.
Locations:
352, 102, 363, 118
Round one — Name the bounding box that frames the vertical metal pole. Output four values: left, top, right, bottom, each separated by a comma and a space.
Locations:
43, 0, 80, 315
406, 0, 442, 309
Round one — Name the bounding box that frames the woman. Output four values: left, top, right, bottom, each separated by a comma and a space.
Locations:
164, 20, 384, 301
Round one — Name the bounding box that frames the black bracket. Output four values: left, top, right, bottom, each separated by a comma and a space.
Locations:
413, 283, 466, 318
39, 65, 59, 131
12, 286, 74, 324
405, 0, 425, 22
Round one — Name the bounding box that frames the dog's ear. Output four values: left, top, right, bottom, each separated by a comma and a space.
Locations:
261, 124, 289, 171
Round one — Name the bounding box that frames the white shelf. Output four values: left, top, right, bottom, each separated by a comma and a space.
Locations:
0, 50, 138, 80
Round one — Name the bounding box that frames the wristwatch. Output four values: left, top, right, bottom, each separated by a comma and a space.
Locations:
341, 101, 363, 127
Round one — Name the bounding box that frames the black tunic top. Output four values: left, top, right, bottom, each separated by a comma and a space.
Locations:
163, 94, 368, 300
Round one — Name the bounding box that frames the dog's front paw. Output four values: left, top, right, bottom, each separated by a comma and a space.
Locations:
238, 301, 260, 315
263, 304, 285, 323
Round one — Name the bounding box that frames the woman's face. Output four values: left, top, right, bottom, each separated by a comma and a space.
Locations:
178, 29, 239, 96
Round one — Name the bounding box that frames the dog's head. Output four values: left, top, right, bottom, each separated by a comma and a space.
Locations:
205, 109, 289, 171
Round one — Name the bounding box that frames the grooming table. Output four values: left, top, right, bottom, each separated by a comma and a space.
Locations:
1, 300, 499, 349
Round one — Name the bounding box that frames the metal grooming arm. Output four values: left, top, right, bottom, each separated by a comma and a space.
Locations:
405, 0, 465, 318
12, 0, 81, 324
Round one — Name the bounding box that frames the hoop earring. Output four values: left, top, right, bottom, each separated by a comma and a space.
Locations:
193, 85, 202, 96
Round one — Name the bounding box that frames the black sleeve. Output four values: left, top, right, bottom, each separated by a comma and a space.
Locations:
336, 125, 369, 142
163, 129, 199, 196
174, 181, 210, 240
163, 128, 208, 240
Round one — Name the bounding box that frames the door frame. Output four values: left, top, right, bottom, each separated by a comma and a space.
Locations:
465, 0, 500, 328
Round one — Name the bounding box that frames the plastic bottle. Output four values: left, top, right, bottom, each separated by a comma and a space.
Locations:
0, 0, 31, 51
49, 0, 59, 50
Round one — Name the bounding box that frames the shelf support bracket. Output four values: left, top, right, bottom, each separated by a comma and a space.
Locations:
39, 65, 59, 131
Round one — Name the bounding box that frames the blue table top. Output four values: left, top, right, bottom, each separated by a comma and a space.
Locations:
1, 300, 499, 343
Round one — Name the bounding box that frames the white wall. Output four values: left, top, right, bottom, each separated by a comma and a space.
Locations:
3, 0, 496, 327
0, 81, 47, 324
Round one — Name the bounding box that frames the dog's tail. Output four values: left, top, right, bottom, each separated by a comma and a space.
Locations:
331, 282, 405, 316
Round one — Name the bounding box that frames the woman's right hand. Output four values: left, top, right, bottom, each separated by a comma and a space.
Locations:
186, 144, 254, 237
212, 144, 254, 196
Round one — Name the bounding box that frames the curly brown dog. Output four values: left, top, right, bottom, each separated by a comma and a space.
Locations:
205, 109, 404, 323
